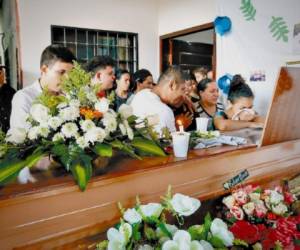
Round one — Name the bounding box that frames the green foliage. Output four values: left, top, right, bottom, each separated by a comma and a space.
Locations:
36, 90, 67, 115
110, 139, 141, 160
240, 0, 256, 21
96, 240, 108, 250
233, 238, 249, 247
0, 129, 5, 143
144, 224, 156, 241
209, 235, 226, 248
203, 213, 212, 239
61, 61, 91, 97
188, 225, 206, 240
269, 16, 289, 42
132, 223, 142, 241
93, 143, 113, 157
70, 156, 92, 191
130, 137, 166, 157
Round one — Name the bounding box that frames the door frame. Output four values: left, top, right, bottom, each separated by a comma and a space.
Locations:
159, 22, 216, 79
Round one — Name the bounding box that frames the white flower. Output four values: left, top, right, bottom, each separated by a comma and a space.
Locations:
103, 112, 118, 133
119, 123, 126, 135
138, 245, 154, 250
124, 120, 134, 140
243, 202, 255, 216
123, 208, 142, 224
59, 106, 80, 122
156, 224, 178, 238
28, 126, 40, 140
170, 193, 201, 216
80, 119, 96, 132
107, 223, 132, 250
53, 132, 64, 142
95, 98, 109, 114
38, 126, 50, 138
146, 114, 160, 126
139, 203, 163, 218
162, 230, 203, 250
30, 104, 50, 124
69, 99, 80, 108
269, 190, 284, 205
199, 240, 214, 250
271, 203, 288, 215
6, 128, 27, 144
249, 192, 261, 202
48, 117, 63, 130
222, 195, 235, 209
118, 104, 133, 119
57, 102, 68, 110
84, 127, 106, 144
76, 136, 89, 149
61, 122, 78, 138
86, 90, 98, 102
210, 218, 234, 247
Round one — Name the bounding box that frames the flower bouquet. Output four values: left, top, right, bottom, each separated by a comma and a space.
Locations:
0, 62, 166, 191
222, 184, 300, 249
96, 187, 251, 250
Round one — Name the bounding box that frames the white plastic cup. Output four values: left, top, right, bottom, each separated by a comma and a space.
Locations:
172, 132, 190, 158
196, 117, 209, 132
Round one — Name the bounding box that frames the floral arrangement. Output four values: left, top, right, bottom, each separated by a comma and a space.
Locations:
0, 62, 166, 191
222, 184, 300, 249
96, 187, 251, 250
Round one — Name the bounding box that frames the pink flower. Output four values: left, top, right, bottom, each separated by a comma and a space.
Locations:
254, 201, 267, 218
230, 206, 244, 220
284, 192, 295, 205
233, 190, 248, 205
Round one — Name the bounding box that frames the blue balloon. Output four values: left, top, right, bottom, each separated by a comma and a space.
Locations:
218, 74, 233, 95
214, 16, 232, 36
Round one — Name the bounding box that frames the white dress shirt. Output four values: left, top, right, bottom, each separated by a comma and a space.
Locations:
10, 80, 42, 130
130, 89, 176, 133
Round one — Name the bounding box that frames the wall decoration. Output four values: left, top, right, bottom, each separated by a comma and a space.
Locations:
217, 73, 233, 95
214, 16, 232, 36
249, 70, 266, 82
240, 0, 256, 21
269, 16, 289, 42
292, 22, 300, 54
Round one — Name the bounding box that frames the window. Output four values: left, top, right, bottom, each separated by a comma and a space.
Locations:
51, 25, 138, 73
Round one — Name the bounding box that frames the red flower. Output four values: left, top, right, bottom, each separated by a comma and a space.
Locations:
284, 192, 295, 205
230, 220, 265, 244
97, 90, 106, 98
267, 212, 277, 220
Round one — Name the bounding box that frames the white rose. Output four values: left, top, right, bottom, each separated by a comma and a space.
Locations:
271, 203, 288, 215
6, 128, 27, 144
53, 132, 64, 142
211, 218, 234, 247
76, 136, 89, 149
156, 224, 178, 238
30, 104, 50, 124
107, 223, 132, 250
162, 230, 203, 250
249, 192, 261, 202
103, 112, 118, 133
48, 117, 63, 130
170, 193, 201, 216
59, 106, 80, 122
222, 195, 235, 209
269, 190, 284, 205
118, 104, 133, 119
84, 127, 106, 144
243, 202, 255, 216
80, 119, 95, 132
95, 98, 109, 114
61, 122, 78, 138
123, 208, 142, 224
139, 203, 163, 218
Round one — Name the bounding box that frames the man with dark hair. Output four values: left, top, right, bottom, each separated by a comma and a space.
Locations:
130, 66, 186, 133
10, 44, 75, 129
0, 66, 15, 133
84, 55, 116, 92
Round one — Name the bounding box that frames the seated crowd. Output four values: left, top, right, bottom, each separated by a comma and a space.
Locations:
8, 44, 264, 138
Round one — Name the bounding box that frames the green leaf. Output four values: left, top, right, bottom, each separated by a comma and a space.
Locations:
188, 224, 206, 240
240, 0, 256, 21
130, 137, 166, 157
209, 235, 225, 248
144, 224, 156, 241
156, 222, 172, 238
96, 240, 108, 250
204, 213, 212, 239
233, 238, 248, 247
70, 159, 92, 191
269, 16, 289, 43
93, 143, 112, 157
0, 148, 45, 184
132, 223, 142, 241
110, 139, 141, 159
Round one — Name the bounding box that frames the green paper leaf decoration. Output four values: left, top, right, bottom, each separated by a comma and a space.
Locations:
240, 0, 256, 21
269, 16, 289, 42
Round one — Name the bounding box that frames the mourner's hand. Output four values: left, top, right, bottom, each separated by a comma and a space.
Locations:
249, 121, 264, 129
238, 110, 256, 122
183, 95, 196, 113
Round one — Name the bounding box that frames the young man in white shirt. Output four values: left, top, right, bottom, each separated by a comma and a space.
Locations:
130, 66, 186, 134
10, 45, 76, 130
9, 44, 75, 183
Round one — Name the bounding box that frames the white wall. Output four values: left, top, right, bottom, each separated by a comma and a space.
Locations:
216, 0, 300, 115
18, 0, 159, 86
158, 0, 216, 35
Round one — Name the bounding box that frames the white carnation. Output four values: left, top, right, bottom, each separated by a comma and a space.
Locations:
30, 104, 50, 124
80, 119, 96, 132
53, 132, 64, 142
38, 126, 50, 138
76, 136, 89, 149
84, 127, 106, 144
86, 91, 98, 102
61, 122, 78, 138
48, 117, 63, 130
6, 128, 27, 144
28, 126, 40, 140
95, 98, 109, 114
103, 112, 118, 133
118, 104, 133, 119
57, 102, 68, 109
69, 99, 80, 108
59, 106, 80, 122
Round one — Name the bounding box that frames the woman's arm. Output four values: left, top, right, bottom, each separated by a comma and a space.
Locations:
214, 116, 264, 131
